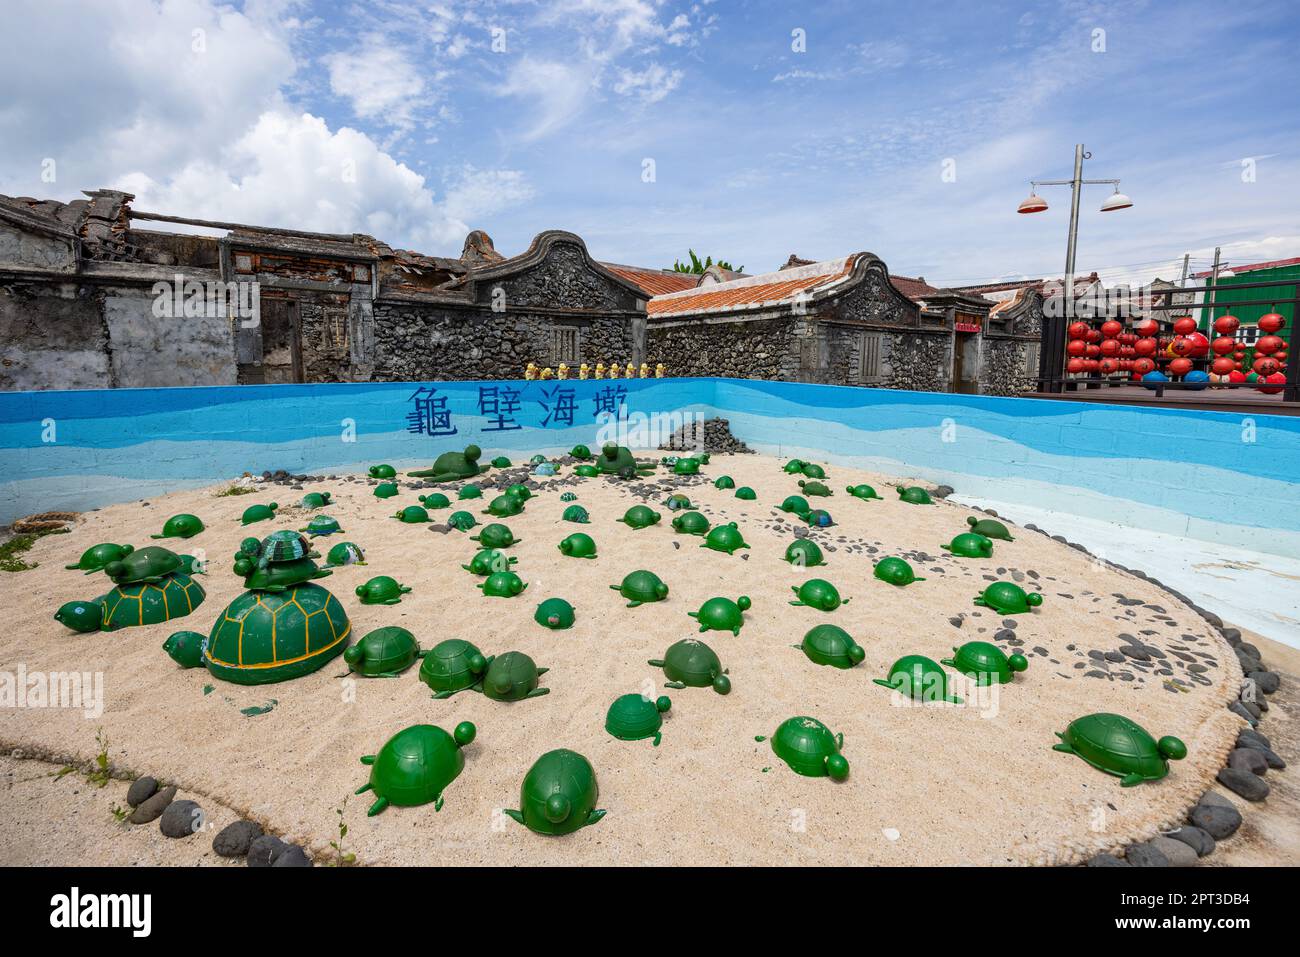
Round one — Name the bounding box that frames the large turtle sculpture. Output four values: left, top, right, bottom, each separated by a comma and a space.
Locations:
99, 546, 206, 632
420, 493, 451, 509
569, 444, 593, 460
967, 515, 1015, 541
701, 522, 749, 555
1053, 713, 1187, 786
356, 575, 411, 605
345, 626, 427, 678
151, 513, 205, 540
782, 459, 806, 474
408, 444, 490, 481
974, 582, 1042, 615
457, 484, 484, 500
798, 480, 832, 498
784, 539, 826, 567
562, 504, 590, 524
673, 457, 700, 476
232, 531, 332, 592
447, 510, 478, 531
778, 495, 811, 517
471, 523, 520, 549
610, 570, 669, 607
558, 532, 598, 559
503, 483, 534, 503
805, 508, 834, 528
574, 464, 600, 478
770, 716, 850, 780
503, 749, 606, 835
324, 541, 366, 568
479, 651, 549, 700
714, 475, 736, 490
65, 542, 134, 573
663, 493, 692, 512
301, 515, 342, 537
617, 505, 661, 529
483, 494, 525, 518
735, 486, 757, 501
873, 557, 924, 586
419, 639, 491, 698
491, 456, 512, 469
789, 578, 848, 611
606, 694, 672, 746
942, 532, 994, 558
394, 505, 431, 524
356, 721, 477, 815
595, 443, 655, 477
800, 462, 826, 480
798, 624, 865, 669
300, 492, 332, 509
648, 638, 731, 694
671, 511, 710, 536
942, 641, 1028, 685
206, 580, 348, 685
688, 596, 751, 636
873, 655, 962, 704
373, 482, 399, 499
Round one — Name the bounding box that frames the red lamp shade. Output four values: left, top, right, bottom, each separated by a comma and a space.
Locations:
1017, 192, 1048, 214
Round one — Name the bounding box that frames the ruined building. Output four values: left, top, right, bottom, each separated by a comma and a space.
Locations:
1, 189, 1043, 394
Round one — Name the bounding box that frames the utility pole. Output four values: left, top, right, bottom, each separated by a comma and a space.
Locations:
1062, 144, 1086, 319
1205, 246, 1222, 332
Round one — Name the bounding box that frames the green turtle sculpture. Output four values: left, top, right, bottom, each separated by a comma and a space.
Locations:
177, 553, 207, 576
558, 532, 598, 559
99, 547, 206, 631
569, 444, 592, 460
897, 486, 934, 505
974, 582, 1042, 615
779, 495, 811, 516
345, 626, 427, 677
491, 456, 512, 469
617, 505, 661, 529
798, 624, 865, 669
784, 538, 826, 567
942, 641, 1029, 686
529, 454, 547, 466
943, 532, 994, 558
846, 484, 882, 500
1053, 713, 1187, 786
480, 651, 549, 700
714, 475, 736, 490
805, 508, 834, 528
800, 462, 827, 480
470, 522, 519, 549
368, 464, 397, 479
504, 483, 533, 502
967, 516, 1015, 541
688, 596, 751, 636
324, 541, 366, 567
408, 445, 489, 481
596, 443, 655, 476
648, 638, 730, 694
534, 597, 576, 630
356, 575, 411, 605
789, 578, 848, 611
152, 514, 204, 540
873, 655, 962, 703
483, 494, 525, 518
671, 510, 711, 536
478, 570, 528, 598
102, 545, 183, 585
798, 480, 832, 497
701, 522, 749, 554
606, 694, 672, 746
373, 482, 399, 499
54, 600, 103, 633
562, 504, 590, 524
205, 581, 348, 683
610, 570, 669, 607
65, 542, 134, 573
560, 492, 578, 502
462, 548, 516, 576
575, 464, 600, 478
734, 486, 757, 500
232, 531, 332, 592
783, 459, 806, 474
419, 493, 451, 509
419, 639, 490, 698
457, 484, 484, 500
504, 749, 605, 835
673, 457, 700, 475
162, 630, 206, 668
873, 556, 924, 586
300, 492, 332, 509
394, 505, 431, 524
301, 515, 342, 537
770, 716, 850, 780
356, 721, 476, 815
239, 502, 278, 525
663, 493, 692, 511
447, 510, 477, 531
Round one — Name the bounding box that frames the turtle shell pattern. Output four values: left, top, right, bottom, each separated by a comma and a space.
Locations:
101, 573, 206, 631
205, 582, 349, 684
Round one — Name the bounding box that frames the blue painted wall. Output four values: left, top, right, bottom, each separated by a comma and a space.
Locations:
3, 377, 1298, 557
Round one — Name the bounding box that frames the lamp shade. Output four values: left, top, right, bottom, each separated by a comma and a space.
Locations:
1017, 192, 1048, 214
1099, 191, 1132, 212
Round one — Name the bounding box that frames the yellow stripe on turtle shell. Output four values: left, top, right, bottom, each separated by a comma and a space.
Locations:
205, 623, 350, 669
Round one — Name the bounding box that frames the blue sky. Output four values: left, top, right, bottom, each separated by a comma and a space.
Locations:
3, 0, 1298, 285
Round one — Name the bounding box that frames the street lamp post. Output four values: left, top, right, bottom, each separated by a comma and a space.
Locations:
1018, 144, 1132, 393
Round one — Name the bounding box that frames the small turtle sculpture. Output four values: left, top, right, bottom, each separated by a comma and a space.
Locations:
478, 570, 528, 598
696, 452, 711, 465
504, 483, 533, 503
534, 597, 576, 630
770, 716, 849, 780
98, 547, 206, 631
373, 482, 399, 499
897, 486, 934, 505
1053, 713, 1187, 786
368, 464, 397, 479
447, 510, 477, 531
688, 596, 751, 636
974, 581, 1042, 615
533, 462, 558, 477
610, 569, 669, 607
595, 443, 655, 477
701, 522, 749, 554
943, 532, 993, 558
798, 624, 865, 669
462, 548, 516, 576
779, 495, 811, 516
673, 457, 700, 476
569, 444, 592, 460
606, 694, 672, 746
470, 522, 519, 549
457, 484, 484, 500
800, 462, 827, 480
967, 516, 1015, 541
483, 494, 525, 518
942, 641, 1029, 686
529, 454, 547, 466
558, 532, 598, 559
671, 510, 710, 536
324, 541, 366, 567
846, 484, 882, 500
419, 639, 491, 698
503, 749, 605, 835
65, 542, 134, 574
663, 493, 692, 511
805, 508, 834, 528
54, 600, 103, 633
789, 578, 848, 611
575, 464, 600, 478
491, 456, 512, 469
345, 626, 427, 677
782, 459, 806, 474
233, 531, 332, 592
480, 651, 549, 700
784, 539, 826, 567
152, 513, 205, 540
560, 492, 578, 502
419, 493, 451, 509
735, 486, 757, 500
356, 575, 411, 605
798, 480, 832, 498
239, 502, 278, 525
162, 630, 206, 668
301, 515, 342, 537
714, 475, 736, 490
408, 445, 489, 481
394, 505, 431, 524
617, 505, 661, 529
356, 721, 477, 815
873, 557, 924, 586
648, 638, 730, 694
562, 504, 590, 524
103, 545, 183, 585
873, 655, 962, 703
300, 492, 332, 509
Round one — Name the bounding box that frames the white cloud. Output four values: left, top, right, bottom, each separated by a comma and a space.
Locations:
442, 166, 534, 223
498, 57, 595, 141
613, 63, 683, 103
323, 35, 427, 129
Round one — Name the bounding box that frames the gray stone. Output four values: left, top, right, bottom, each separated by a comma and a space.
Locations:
1149, 835, 1197, 867
213, 820, 264, 857
159, 799, 202, 838
1216, 768, 1269, 802
1189, 802, 1242, 839
1167, 826, 1215, 858
248, 834, 288, 868
127, 785, 176, 824
1198, 790, 1236, 810
1236, 728, 1271, 750
1125, 842, 1170, 867
1086, 853, 1129, 866
1227, 747, 1268, 776
1247, 671, 1280, 694
271, 844, 313, 867
1227, 701, 1257, 726
125, 775, 157, 808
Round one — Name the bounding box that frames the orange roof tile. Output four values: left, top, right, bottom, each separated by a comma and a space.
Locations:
648, 256, 860, 317
601, 262, 700, 296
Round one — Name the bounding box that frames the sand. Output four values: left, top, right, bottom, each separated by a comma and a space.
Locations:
0, 453, 1244, 866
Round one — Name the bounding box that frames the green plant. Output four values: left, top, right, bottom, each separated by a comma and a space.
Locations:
0, 526, 69, 572
214, 484, 258, 497
670, 249, 742, 274
87, 729, 112, 788
110, 803, 129, 824
327, 795, 357, 866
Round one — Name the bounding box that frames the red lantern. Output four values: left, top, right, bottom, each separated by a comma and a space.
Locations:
1184, 332, 1209, 357
1100, 320, 1123, 338
1171, 336, 1193, 356
1258, 372, 1286, 395
1253, 356, 1281, 376
1135, 319, 1158, 338
1169, 357, 1193, 377
1067, 339, 1087, 356
1100, 357, 1120, 375
1067, 321, 1090, 340
1085, 329, 1102, 344
1211, 356, 1235, 375
1133, 357, 1155, 375
1228, 369, 1247, 384
1086, 344, 1101, 358
1173, 316, 1197, 335
1213, 314, 1240, 335
1100, 338, 1120, 356
1134, 337, 1157, 356
1066, 357, 1087, 374
1211, 336, 1235, 355
1258, 313, 1285, 334
1256, 335, 1284, 355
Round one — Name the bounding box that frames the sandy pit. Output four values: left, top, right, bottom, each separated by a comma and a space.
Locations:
0, 452, 1243, 865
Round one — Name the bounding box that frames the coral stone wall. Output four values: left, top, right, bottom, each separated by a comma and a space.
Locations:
645, 316, 801, 380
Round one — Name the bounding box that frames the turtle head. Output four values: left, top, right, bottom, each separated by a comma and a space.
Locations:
344, 645, 364, 666
737, 596, 752, 611
103, 560, 126, 582
453, 722, 476, 747
120, 544, 135, 557
559, 540, 573, 555
464, 444, 481, 463
798, 480, 807, 489
355, 584, 367, 597
268, 502, 278, 510
602, 443, 618, 459
655, 696, 672, 714
468, 653, 487, 674
544, 793, 572, 825
233, 556, 255, 578
848, 644, 866, 665
1025, 592, 1043, 607
825, 753, 850, 781
654, 583, 669, 599
711, 674, 731, 695
1157, 736, 1187, 761
967, 516, 978, 528
1009, 653, 1029, 673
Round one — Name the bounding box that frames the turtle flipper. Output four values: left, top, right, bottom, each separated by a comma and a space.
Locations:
1120, 773, 1145, 787
872, 678, 896, 689
973, 597, 989, 607
626, 600, 642, 608
367, 796, 390, 817
664, 681, 685, 689
432, 689, 456, 699
383, 598, 401, 605
536, 667, 549, 676
582, 809, 607, 829
914, 576, 927, 582
1052, 733, 1075, 755
525, 687, 550, 698
789, 600, 806, 607
940, 656, 956, 667
652, 732, 662, 747
355, 782, 372, 794
503, 808, 524, 825
687, 612, 699, 620
647, 658, 665, 667
359, 754, 376, 765
434, 795, 445, 811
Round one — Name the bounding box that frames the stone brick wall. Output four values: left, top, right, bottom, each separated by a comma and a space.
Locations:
645, 316, 800, 380
884, 331, 952, 391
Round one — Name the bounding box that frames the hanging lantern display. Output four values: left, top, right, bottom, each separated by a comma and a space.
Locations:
1133, 357, 1155, 376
